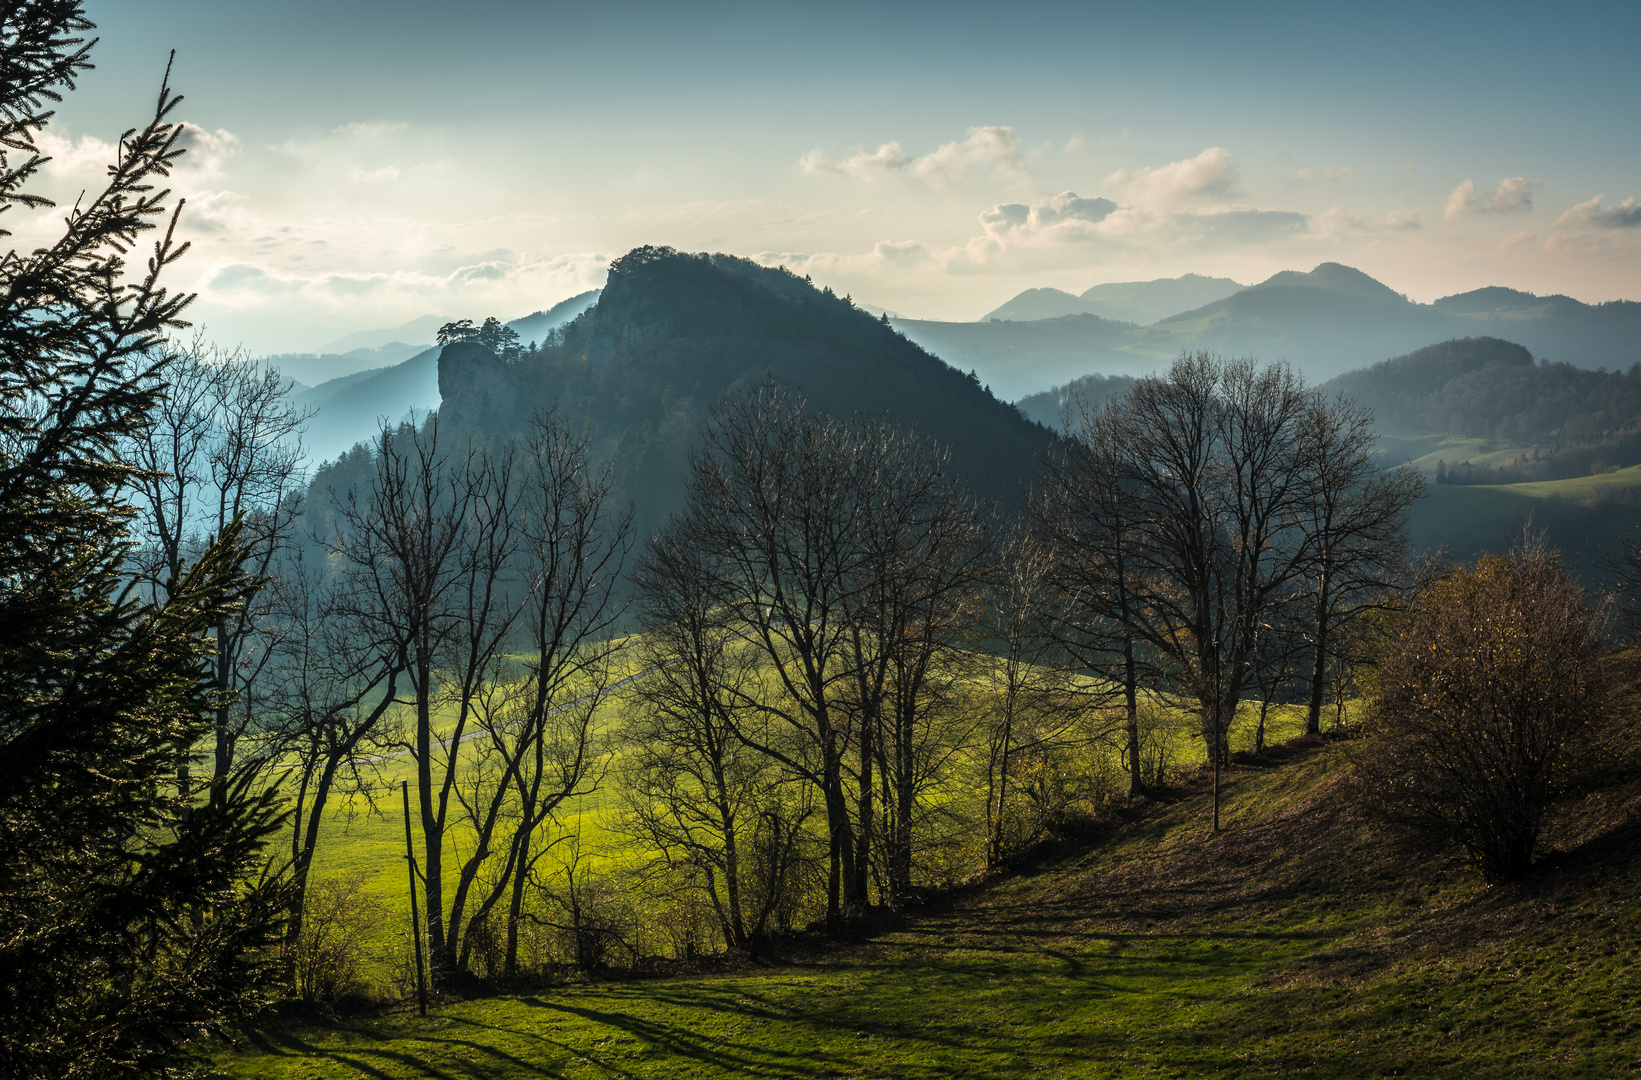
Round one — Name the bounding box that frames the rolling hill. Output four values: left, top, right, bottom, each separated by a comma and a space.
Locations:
897, 263, 1641, 399
981, 272, 1245, 324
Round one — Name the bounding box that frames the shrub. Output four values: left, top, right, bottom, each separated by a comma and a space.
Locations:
290, 874, 385, 1007
1133, 702, 1188, 789
1360, 543, 1610, 883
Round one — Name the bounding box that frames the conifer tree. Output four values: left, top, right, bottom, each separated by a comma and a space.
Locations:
0, 6, 290, 1076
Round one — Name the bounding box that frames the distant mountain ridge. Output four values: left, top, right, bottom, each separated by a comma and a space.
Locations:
289, 295, 604, 464
895, 262, 1641, 399
982, 273, 1245, 325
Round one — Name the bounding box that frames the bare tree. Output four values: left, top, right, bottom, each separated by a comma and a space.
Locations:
1102, 355, 1318, 774
673, 383, 989, 921
1034, 409, 1153, 794
1295, 395, 1424, 736
328, 414, 480, 983
621, 520, 792, 950
838, 417, 988, 906
680, 383, 872, 928
979, 525, 1081, 867
125, 341, 309, 784
488, 413, 630, 977
263, 547, 406, 973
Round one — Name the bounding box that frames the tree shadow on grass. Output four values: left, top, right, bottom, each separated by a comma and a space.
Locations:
233, 1022, 578, 1079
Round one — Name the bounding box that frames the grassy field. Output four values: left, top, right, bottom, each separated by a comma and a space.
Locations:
278, 673, 1310, 986
1408, 471, 1641, 564
213, 721, 1641, 1078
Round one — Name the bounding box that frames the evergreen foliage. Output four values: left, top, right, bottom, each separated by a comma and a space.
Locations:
0, 6, 290, 1075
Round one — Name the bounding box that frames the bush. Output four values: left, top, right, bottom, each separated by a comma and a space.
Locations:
1360, 543, 1610, 883
1133, 702, 1188, 789
290, 875, 385, 1007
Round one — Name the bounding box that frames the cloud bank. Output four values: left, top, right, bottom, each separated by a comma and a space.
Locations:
1445, 177, 1540, 218
1557, 194, 1641, 229
800, 126, 1026, 185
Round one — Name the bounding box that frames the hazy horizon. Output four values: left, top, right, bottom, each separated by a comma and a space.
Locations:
37, 0, 1641, 354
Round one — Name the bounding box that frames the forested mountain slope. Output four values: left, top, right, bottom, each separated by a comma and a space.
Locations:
1325, 336, 1641, 483
436, 245, 1053, 535
291, 299, 607, 465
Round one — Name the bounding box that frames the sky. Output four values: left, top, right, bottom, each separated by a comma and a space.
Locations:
21, 0, 1641, 354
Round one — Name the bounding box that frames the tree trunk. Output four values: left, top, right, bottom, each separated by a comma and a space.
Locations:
1123, 630, 1141, 794
1306, 570, 1331, 737
415, 664, 449, 983
853, 712, 874, 910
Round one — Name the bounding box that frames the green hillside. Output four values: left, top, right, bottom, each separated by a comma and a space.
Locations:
1408, 473, 1641, 563
214, 728, 1641, 1078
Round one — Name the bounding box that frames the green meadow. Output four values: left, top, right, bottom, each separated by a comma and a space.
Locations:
216, 728, 1641, 1079
273, 651, 1315, 988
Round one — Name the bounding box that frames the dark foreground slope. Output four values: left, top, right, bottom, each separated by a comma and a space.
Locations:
217, 732, 1641, 1078
439, 247, 1053, 533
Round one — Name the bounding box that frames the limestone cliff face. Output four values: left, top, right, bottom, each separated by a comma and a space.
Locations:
436, 341, 529, 434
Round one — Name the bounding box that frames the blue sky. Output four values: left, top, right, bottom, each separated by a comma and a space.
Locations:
35, 0, 1641, 352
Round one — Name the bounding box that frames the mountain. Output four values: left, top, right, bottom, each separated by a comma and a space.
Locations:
505, 290, 601, 346
436, 246, 1053, 535
898, 263, 1641, 398
982, 274, 1245, 325
293, 347, 441, 465
892, 314, 1151, 401
291, 292, 610, 464
267, 344, 425, 387
1322, 335, 1641, 482
318, 314, 451, 356
981, 288, 1090, 323
1014, 373, 1140, 429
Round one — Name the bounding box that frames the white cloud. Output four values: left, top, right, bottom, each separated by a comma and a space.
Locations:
1105, 147, 1237, 207
172, 123, 241, 177
180, 189, 246, 234
1180, 207, 1308, 242
1313, 206, 1373, 236
1445, 176, 1540, 218
1385, 208, 1423, 231
1556, 194, 1641, 229
1293, 166, 1353, 183
33, 130, 119, 181
1444, 180, 1477, 219
199, 250, 611, 313
979, 191, 1118, 243
868, 239, 930, 269
953, 184, 1308, 269
753, 239, 932, 276
1484, 177, 1539, 213
800, 126, 1025, 185
347, 165, 402, 183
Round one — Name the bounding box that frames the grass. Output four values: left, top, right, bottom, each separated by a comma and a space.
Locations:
292, 652, 1309, 978
214, 725, 1641, 1078
1500, 463, 1641, 499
